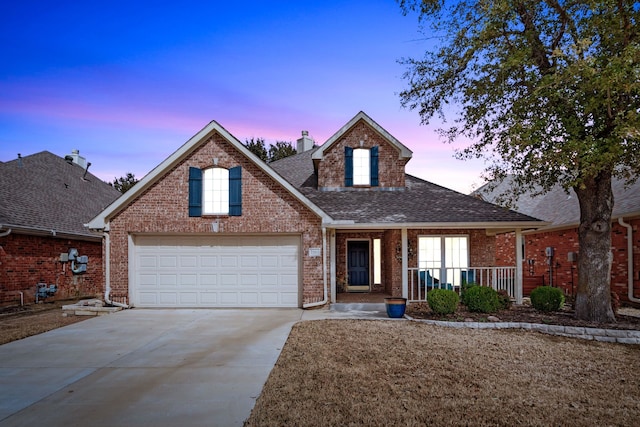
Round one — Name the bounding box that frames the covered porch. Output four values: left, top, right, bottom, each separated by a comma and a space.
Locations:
328, 226, 525, 305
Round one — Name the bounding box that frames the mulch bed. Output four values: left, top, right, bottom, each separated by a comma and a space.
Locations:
406, 302, 640, 330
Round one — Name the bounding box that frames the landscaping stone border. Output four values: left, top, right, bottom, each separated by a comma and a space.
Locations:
405, 315, 640, 345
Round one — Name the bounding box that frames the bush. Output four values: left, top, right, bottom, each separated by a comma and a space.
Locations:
427, 289, 459, 314
530, 286, 565, 312
463, 286, 501, 313
497, 289, 512, 310
460, 282, 478, 307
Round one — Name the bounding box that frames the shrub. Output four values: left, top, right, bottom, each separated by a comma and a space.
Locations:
427, 289, 459, 315
460, 282, 478, 307
463, 286, 501, 313
530, 286, 565, 312
497, 289, 512, 310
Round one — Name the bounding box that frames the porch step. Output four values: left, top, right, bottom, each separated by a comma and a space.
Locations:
331, 303, 386, 314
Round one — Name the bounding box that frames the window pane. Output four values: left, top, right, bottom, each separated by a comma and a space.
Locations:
353, 148, 370, 185
203, 168, 229, 214
373, 238, 381, 285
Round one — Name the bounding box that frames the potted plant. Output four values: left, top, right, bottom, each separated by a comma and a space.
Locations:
384, 296, 407, 318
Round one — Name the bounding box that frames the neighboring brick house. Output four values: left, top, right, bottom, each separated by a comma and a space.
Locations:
0, 151, 121, 307
476, 177, 640, 306
87, 112, 542, 308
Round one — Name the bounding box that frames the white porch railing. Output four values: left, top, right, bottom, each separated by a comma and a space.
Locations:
407, 267, 517, 303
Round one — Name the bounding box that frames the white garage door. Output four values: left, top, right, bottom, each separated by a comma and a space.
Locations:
131, 235, 300, 307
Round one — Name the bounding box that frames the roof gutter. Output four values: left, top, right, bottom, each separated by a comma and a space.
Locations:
0, 226, 11, 237
324, 221, 546, 231
0, 223, 101, 241
618, 217, 640, 303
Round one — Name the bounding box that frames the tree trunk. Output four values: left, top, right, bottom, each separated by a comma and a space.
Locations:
573, 170, 616, 323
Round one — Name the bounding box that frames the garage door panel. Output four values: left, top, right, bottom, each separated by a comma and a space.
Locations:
158, 256, 177, 268
133, 235, 300, 307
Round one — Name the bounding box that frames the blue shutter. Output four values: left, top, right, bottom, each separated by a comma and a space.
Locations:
370, 146, 379, 187
345, 147, 353, 187
229, 166, 242, 216
188, 167, 202, 217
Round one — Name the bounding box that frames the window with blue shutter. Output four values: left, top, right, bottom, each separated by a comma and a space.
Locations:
188, 167, 202, 217
370, 146, 379, 187
229, 166, 242, 216
345, 146, 353, 187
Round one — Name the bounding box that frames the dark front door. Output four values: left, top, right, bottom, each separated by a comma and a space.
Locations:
347, 241, 370, 291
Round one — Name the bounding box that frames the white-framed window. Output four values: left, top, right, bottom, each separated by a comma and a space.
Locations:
418, 236, 469, 287
373, 238, 382, 285
353, 148, 370, 186
203, 167, 229, 215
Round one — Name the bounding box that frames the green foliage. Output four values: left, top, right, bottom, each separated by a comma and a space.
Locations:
244, 138, 297, 163
110, 172, 138, 194
497, 289, 512, 310
398, 1, 640, 194
268, 141, 296, 162
427, 289, 459, 315
398, 0, 638, 322
463, 286, 501, 313
530, 287, 565, 313
244, 138, 268, 162
460, 282, 478, 307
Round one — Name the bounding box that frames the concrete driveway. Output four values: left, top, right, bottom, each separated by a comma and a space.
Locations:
0, 308, 304, 427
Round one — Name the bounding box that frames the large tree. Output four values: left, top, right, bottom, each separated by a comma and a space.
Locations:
398, 0, 640, 322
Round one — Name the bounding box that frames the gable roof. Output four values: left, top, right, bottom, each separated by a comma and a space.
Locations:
311, 111, 413, 163
475, 176, 640, 230
0, 151, 121, 240
86, 120, 333, 230
272, 138, 543, 231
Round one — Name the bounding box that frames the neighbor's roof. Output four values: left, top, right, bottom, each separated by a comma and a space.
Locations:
474, 175, 640, 229
0, 151, 121, 239
271, 150, 543, 230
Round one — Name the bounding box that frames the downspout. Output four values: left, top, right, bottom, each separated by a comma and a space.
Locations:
303, 227, 329, 308
0, 226, 11, 237
103, 231, 129, 308
618, 217, 640, 303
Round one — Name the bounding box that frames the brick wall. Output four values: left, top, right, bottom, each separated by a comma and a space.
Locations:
107, 132, 324, 306
497, 218, 640, 304
334, 229, 498, 299
317, 121, 407, 189
0, 233, 104, 307
335, 231, 386, 293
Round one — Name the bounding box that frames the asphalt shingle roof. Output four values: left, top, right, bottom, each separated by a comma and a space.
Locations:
475, 175, 640, 227
0, 151, 121, 237
270, 151, 540, 225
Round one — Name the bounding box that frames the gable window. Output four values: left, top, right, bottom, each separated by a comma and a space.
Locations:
345, 146, 379, 187
188, 166, 242, 217
203, 167, 229, 215
353, 148, 370, 185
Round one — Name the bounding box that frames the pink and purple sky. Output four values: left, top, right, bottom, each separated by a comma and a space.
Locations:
0, 0, 486, 193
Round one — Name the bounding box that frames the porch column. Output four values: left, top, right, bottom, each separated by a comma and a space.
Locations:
330, 229, 337, 303
515, 228, 523, 304
402, 228, 408, 299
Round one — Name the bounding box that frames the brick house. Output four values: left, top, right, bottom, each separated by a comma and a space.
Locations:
87, 112, 542, 308
476, 176, 640, 306
0, 151, 121, 307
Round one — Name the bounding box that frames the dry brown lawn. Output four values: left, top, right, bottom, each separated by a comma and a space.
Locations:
0, 301, 89, 345
245, 320, 640, 427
